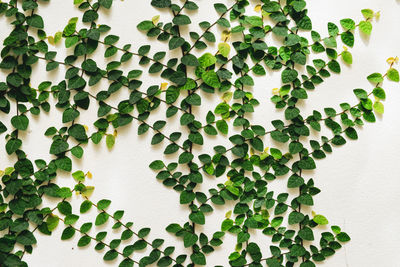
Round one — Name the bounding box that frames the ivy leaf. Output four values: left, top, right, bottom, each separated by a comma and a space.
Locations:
313, 215, 329, 225
218, 43, 230, 57
26, 14, 44, 28
181, 54, 199, 66
151, 0, 171, 8
16, 230, 37, 245
367, 73, 383, 83
173, 15, 191, 25
359, 21, 372, 35
106, 134, 115, 149
387, 68, 399, 82
202, 71, 221, 88
373, 101, 384, 114
281, 69, 298, 83
198, 53, 217, 68
11, 115, 29, 130
245, 16, 263, 27
50, 139, 69, 155
189, 211, 205, 225
341, 51, 353, 64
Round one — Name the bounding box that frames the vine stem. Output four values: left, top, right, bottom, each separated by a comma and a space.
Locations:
58, 217, 140, 265
85, 197, 178, 264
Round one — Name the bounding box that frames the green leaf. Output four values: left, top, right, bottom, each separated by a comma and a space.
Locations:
340, 18, 355, 30
106, 134, 115, 149
173, 15, 191, 25
373, 87, 386, 100
191, 252, 206, 265
373, 101, 384, 114
78, 236, 91, 247
64, 214, 79, 225
169, 37, 185, 50
99, 0, 112, 9
11, 115, 29, 130
183, 233, 198, 247
95, 212, 109, 226
341, 31, 354, 48
198, 53, 217, 68
97, 199, 111, 210
6, 139, 22, 155
61, 227, 75, 240
27, 14, 44, 28
16, 230, 37, 245
181, 54, 199, 66
46, 215, 59, 232
287, 174, 304, 188
189, 211, 205, 225
281, 68, 298, 83
313, 215, 329, 225
104, 250, 118, 261
361, 9, 374, 19
337, 232, 351, 242
151, 0, 171, 8
72, 171, 85, 182
218, 43, 230, 57
202, 71, 221, 88
137, 20, 154, 31
149, 160, 164, 170
299, 227, 314, 241
216, 120, 228, 134
298, 157, 316, 170
387, 68, 399, 82
245, 16, 263, 27
359, 21, 372, 35
367, 73, 383, 83
80, 200, 92, 213
50, 139, 69, 155
342, 51, 353, 64
288, 211, 304, 225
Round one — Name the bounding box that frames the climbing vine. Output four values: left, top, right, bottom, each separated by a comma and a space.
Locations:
0, 0, 398, 266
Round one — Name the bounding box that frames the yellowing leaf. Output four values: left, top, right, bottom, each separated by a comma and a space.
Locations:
81, 186, 95, 197
250, 148, 255, 156
225, 210, 232, 219
218, 42, 230, 57
54, 31, 62, 44
152, 15, 160, 25
387, 56, 399, 65
83, 125, 89, 131
4, 167, 14, 175
261, 10, 269, 18
375, 11, 380, 20
221, 92, 232, 103
106, 134, 115, 149
272, 88, 279, 95
113, 129, 118, 137
46, 214, 60, 231
373, 101, 384, 114
86, 171, 93, 179
254, 5, 262, 13
161, 82, 168, 90
0, 170, 4, 177
221, 30, 231, 41
47, 36, 55, 45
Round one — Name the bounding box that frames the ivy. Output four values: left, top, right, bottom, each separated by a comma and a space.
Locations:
0, 1, 397, 267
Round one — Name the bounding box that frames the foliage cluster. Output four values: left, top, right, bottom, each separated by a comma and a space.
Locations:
0, 0, 398, 266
